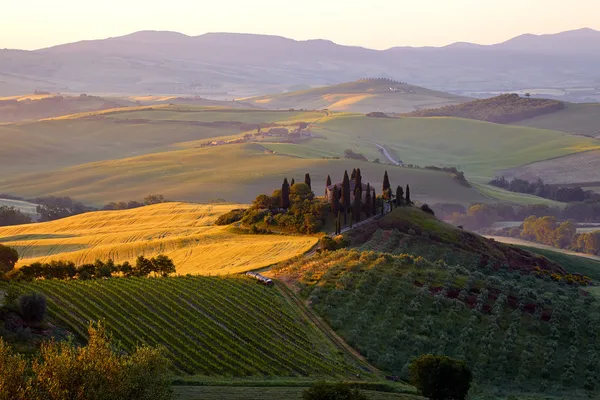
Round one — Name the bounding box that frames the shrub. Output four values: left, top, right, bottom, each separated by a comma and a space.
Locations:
0, 244, 19, 273
18, 293, 47, 324
302, 382, 370, 400
215, 209, 247, 226
320, 236, 339, 252
420, 204, 435, 215
409, 354, 472, 400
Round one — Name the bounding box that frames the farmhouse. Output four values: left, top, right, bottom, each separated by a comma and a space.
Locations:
325, 181, 371, 203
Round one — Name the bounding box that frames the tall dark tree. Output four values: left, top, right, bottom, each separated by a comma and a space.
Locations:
354, 168, 362, 195
325, 175, 332, 196
406, 184, 412, 205
281, 178, 290, 209
383, 171, 391, 198
365, 183, 372, 217
396, 185, 404, 206
304, 173, 312, 191
353, 192, 362, 223
290, 178, 295, 187
331, 185, 339, 214
372, 189, 377, 216
351, 169, 357, 180
341, 171, 351, 225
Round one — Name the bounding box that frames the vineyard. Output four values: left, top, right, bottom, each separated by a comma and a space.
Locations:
0, 202, 317, 274
6, 275, 359, 377
273, 249, 600, 394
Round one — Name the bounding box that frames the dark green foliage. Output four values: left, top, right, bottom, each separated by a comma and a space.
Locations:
0, 205, 32, 227
282, 178, 291, 209
344, 150, 368, 162
351, 169, 357, 180
291, 178, 296, 187
490, 176, 593, 203
103, 200, 145, 210
35, 196, 91, 222
365, 184, 372, 217
395, 186, 404, 206
405, 93, 564, 123
331, 185, 340, 214
409, 355, 472, 400
215, 209, 247, 225
305, 173, 312, 191
342, 171, 351, 225
382, 171, 390, 197
320, 237, 340, 252
0, 244, 19, 273
302, 382, 370, 400
18, 293, 47, 324
405, 185, 411, 205
143, 194, 165, 205
326, 175, 332, 196
420, 204, 434, 215
372, 190, 376, 216
353, 192, 362, 224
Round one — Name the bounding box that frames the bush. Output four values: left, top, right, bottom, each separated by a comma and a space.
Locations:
420, 204, 435, 215
215, 209, 246, 225
302, 382, 370, 400
0, 244, 19, 273
320, 236, 339, 252
409, 355, 472, 400
18, 293, 47, 324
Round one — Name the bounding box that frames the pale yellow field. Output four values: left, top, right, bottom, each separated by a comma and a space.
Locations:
0, 203, 317, 275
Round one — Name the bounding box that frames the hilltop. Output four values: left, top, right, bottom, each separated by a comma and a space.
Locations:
242, 79, 469, 113
404, 94, 565, 123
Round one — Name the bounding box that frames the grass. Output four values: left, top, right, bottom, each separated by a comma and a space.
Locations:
0, 144, 490, 206
510, 102, 600, 136
0, 202, 316, 274
242, 80, 468, 113
173, 386, 418, 400
515, 245, 600, 281
472, 183, 565, 206
7, 275, 359, 377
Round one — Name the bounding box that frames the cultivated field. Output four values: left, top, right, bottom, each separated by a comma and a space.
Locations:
242, 80, 469, 113
0, 203, 317, 274
7, 276, 357, 376
499, 149, 600, 186
510, 103, 600, 136
0, 198, 38, 217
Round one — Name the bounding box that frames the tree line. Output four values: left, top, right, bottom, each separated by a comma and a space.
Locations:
489, 176, 598, 203
0, 248, 176, 281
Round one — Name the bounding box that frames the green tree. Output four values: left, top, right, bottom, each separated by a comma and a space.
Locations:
326, 175, 332, 196
409, 354, 472, 400
281, 178, 291, 209
405, 184, 411, 205
353, 190, 362, 223
151, 255, 176, 277
331, 185, 340, 214
396, 186, 404, 206
365, 183, 372, 217
382, 171, 391, 198
0, 205, 32, 227
18, 293, 47, 324
341, 171, 351, 225
351, 169, 357, 180
0, 244, 19, 273
304, 173, 312, 191
372, 189, 377, 216
291, 178, 295, 187
144, 194, 165, 205
134, 256, 153, 277
0, 339, 28, 400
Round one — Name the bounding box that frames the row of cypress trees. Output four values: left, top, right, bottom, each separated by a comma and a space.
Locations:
280, 173, 313, 209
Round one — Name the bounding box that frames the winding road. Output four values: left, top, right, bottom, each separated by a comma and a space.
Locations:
372, 143, 402, 166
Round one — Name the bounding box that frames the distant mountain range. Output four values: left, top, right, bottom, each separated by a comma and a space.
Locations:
1, 28, 599, 98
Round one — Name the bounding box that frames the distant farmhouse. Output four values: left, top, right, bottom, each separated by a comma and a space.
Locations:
325, 181, 370, 203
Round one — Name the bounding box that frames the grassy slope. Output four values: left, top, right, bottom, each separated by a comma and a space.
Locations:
0, 108, 324, 176
242, 80, 468, 113
7, 276, 358, 377
0, 144, 490, 206
514, 245, 600, 281
0, 202, 316, 275
510, 103, 600, 136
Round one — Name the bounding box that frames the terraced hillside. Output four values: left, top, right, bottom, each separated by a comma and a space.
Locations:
242, 80, 469, 113
273, 208, 600, 395
0, 144, 491, 206
0, 203, 316, 274
5, 276, 358, 377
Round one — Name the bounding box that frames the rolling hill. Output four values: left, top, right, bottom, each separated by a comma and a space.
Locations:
0, 202, 317, 274
509, 102, 600, 137
2, 28, 600, 97
242, 80, 469, 113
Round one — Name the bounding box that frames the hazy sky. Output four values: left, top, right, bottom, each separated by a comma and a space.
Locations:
1, 0, 598, 50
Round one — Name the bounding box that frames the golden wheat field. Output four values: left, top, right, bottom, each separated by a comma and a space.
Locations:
0, 203, 317, 274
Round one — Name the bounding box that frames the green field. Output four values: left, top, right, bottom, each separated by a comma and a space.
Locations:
510, 103, 600, 137
242, 80, 469, 113
0, 144, 491, 206
516, 245, 600, 281
6, 275, 359, 377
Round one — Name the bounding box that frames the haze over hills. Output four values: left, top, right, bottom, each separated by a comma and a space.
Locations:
1, 28, 599, 98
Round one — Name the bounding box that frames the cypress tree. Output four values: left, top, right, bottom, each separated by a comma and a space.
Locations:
406, 184, 411, 205
325, 175, 332, 196
353, 192, 361, 223
351, 168, 357, 180
341, 171, 351, 225
281, 178, 290, 209
336, 210, 341, 235
396, 185, 404, 206
304, 173, 312, 191
365, 183, 372, 217
372, 189, 377, 216
331, 185, 339, 214
383, 171, 391, 198
354, 168, 362, 195
290, 178, 295, 187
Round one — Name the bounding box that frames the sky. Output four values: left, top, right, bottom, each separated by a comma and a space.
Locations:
1, 0, 598, 50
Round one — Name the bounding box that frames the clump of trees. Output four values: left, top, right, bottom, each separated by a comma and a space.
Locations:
215, 209, 247, 225
425, 166, 470, 187
0, 322, 172, 400
302, 382, 370, 400
344, 149, 368, 162
490, 176, 596, 203
35, 196, 92, 222
409, 355, 472, 400
0, 205, 32, 226
5, 255, 176, 281
0, 244, 20, 275
405, 93, 564, 123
